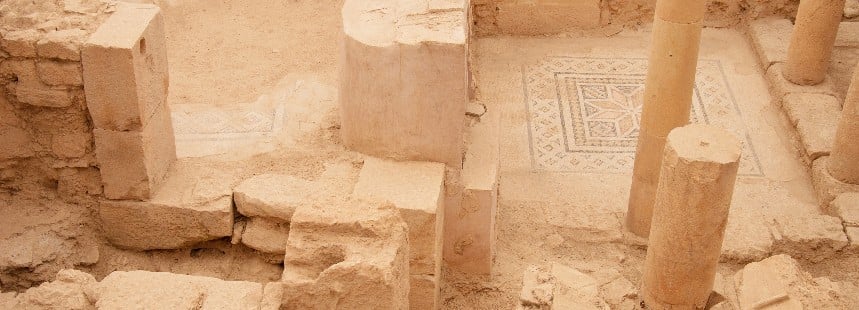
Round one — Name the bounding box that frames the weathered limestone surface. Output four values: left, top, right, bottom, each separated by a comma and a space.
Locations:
82, 3, 169, 132
410, 274, 439, 310
92, 271, 263, 309
85, 3, 176, 201
766, 63, 838, 104
781, 93, 841, 160
642, 125, 741, 309
829, 62, 859, 184
280, 199, 410, 310
340, 0, 467, 167
551, 264, 609, 310
241, 217, 290, 254
626, 0, 707, 237
769, 214, 848, 262
473, 0, 602, 35
353, 157, 445, 276
784, 0, 846, 85
445, 109, 500, 275
812, 156, 859, 207
234, 174, 319, 222
99, 166, 234, 250
747, 18, 793, 69
833, 192, 859, 226
517, 266, 553, 309
7, 270, 96, 310
734, 255, 845, 309
93, 102, 175, 200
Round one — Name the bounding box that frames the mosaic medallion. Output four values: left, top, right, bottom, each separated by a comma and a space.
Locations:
524, 57, 763, 176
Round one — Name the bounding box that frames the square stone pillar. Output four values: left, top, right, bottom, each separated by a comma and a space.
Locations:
82, 3, 175, 200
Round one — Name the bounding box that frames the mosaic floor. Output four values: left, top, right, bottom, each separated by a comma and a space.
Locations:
524, 57, 763, 176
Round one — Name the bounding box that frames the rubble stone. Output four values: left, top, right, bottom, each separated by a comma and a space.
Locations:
1, 30, 40, 57
36, 29, 87, 61
551, 263, 609, 310
36, 61, 83, 86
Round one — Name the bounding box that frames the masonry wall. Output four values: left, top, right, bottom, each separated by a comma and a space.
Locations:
471, 0, 800, 36
0, 1, 113, 201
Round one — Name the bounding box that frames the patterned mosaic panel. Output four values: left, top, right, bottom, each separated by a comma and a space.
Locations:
171, 103, 284, 141
524, 57, 763, 176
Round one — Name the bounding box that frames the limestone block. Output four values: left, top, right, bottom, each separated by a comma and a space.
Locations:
747, 18, 792, 69
494, 0, 602, 35
720, 206, 774, 263
36, 61, 83, 86
233, 174, 318, 222
36, 29, 87, 61
734, 255, 804, 310
0, 30, 39, 57
769, 214, 848, 262
551, 264, 609, 310
92, 271, 263, 309
82, 3, 169, 132
782, 93, 841, 160
99, 167, 233, 250
241, 217, 290, 254
353, 157, 445, 275
445, 109, 500, 275
410, 274, 439, 310
13, 270, 96, 310
811, 157, 859, 207
93, 99, 175, 200
766, 64, 837, 106
833, 192, 859, 226
340, 0, 467, 167
280, 200, 410, 310
57, 167, 103, 199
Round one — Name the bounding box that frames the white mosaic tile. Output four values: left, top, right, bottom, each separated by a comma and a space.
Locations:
524, 57, 764, 176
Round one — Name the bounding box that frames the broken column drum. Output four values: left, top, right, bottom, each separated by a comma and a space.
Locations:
784, 0, 846, 85
339, 0, 468, 167
626, 0, 707, 237
641, 124, 742, 310
828, 62, 859, 184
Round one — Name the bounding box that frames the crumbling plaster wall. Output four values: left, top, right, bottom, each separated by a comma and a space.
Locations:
471, 0, 801, 36
0, 1, 114, 200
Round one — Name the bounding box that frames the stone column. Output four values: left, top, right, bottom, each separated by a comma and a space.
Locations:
783, 0, 845, 85
828, 63, 859, 183
626, 0, 707, 237
641, 124, 741, 310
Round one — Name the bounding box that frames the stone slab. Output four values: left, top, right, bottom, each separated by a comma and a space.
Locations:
99, 165, 233, 250
353, 157, 445, 275
747, 18, 793, 69
92, 271, 263, 310
769, 214, 848, 262
833, 192, 859, 226
233, 174, 318, 222
782, 93, 841, 160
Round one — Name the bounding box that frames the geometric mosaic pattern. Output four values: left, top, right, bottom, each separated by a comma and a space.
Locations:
525, 57, 764, 176
171, 103, 284, 141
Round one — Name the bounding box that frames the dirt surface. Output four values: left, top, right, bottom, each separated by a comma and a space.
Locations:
149, 0, 344, 106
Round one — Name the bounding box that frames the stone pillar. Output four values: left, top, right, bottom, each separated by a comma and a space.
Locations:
641, 124, 741, 310
626, 0, 707, 237
82, 3, 175, 200
828, 63, 859, 184
783, 0, 845, 85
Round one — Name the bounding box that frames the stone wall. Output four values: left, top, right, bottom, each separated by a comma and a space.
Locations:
471, 0, 800, 36
0, 0, 114, 200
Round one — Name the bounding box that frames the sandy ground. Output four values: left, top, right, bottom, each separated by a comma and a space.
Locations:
150, 0, 344, 106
